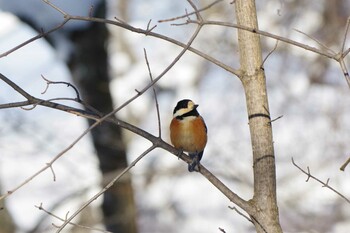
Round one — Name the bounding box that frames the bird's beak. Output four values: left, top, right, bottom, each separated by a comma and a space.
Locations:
194, 104, 199, 109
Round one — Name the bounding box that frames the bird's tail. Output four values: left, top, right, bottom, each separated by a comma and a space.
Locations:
188, 151, 204, 172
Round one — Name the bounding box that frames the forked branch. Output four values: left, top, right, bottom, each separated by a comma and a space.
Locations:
292, 158, 350, 204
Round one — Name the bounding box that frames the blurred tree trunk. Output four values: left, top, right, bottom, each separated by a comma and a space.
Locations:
310, 0, 348, 84
0, 186, 15, 233
67, 2, 137, 233
235, 1, 283, 233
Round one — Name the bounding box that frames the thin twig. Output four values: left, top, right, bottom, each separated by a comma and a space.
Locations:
158, 0, 223, 23
261, 40, 279, 69
229, 205, 253, 223
146, 19, 157, 33
35, 203, 112, 233
294, 28, 336, 55
42, 0, 66, 15
56, 145, 156, 232
292, 158, 350, 204
340, 156, 350, 171
229, 205, 268, 233
338, 58, 350, 88
269, 115, 283, 124
46, 163, 56, 181
191, 20, 337, 59
0, 18, 70, 58
41, 75, 81, 101
143, 48, 162, 137
341, 17, 350, 53
187, 0, 203, 22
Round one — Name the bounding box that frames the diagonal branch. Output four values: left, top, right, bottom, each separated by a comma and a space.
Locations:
0, 0, 240, 77
191, 20, 350, 88
0, 18, 70, 58
56, 145, 157, 232
35, 203, 112, 233
0, 72, 252, 233
292, 158, 350, 204
143, 48, 162, 137
340, 156, 350, 171
0, 13, 200, 198
192, 20, 337, 59
158, 0, 223, 23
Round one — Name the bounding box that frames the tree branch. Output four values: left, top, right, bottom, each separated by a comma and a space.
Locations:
189, 19, 350, 88
35, 203, 111, 233
292, 158, 350, 204
340, 156, 350, 171
158, 0, 223, 23
56, 145, 156, 232
0, 0, 240, 77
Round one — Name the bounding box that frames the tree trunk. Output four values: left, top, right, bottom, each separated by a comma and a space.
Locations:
68, 2, 138, 233
0, 186, 16, 233
234, 1, 283, 232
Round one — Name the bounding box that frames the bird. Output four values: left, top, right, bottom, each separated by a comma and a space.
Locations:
170, 99, 207, 172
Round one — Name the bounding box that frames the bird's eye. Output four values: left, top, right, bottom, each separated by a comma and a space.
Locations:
188, 101, 194, 109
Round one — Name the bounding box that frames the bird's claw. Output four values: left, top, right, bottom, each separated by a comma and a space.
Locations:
176, 149, 183, 160
188, 156, 200, 172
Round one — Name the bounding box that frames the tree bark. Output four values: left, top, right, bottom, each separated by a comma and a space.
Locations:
68, 2, 138, 233
234, 1, 283, 232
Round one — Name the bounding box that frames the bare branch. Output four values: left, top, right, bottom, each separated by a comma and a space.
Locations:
46, 163, 56, 181
191, 20, 337, 59
56, 145, 156, 232
338, 58, 350, 88
187, 0, 203, 22
293, 28, 336, 55
261, 40, 279, 69
341, 17, 350, 53
146, 19, 157, 33
0, 18, 70, 58
269, 115, 283, 124
42, 0, 67, 15
188, 19, 350, 88
35, 203, 112, 233
158, 0, 223, 23
1, 1, 240, 77
41, 75, 82, 101
143, 49, 162, 137
340, 156, 350, 171
229, 204, 267, 233
292, 158, 350, 204
229, 205, 253, 223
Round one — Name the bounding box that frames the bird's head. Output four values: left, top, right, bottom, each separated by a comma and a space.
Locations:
173, 99, 199, 119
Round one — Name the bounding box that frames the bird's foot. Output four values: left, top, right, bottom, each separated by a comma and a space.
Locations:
176, 149, 184, 160
188, 156, 200, 172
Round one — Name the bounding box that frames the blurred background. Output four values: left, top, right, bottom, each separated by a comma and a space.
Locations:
0, 0, 349, 232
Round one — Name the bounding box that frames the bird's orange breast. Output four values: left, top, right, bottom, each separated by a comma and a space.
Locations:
170, 117, 207, 153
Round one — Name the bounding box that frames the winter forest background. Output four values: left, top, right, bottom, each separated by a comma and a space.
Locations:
0, 0, 349, 233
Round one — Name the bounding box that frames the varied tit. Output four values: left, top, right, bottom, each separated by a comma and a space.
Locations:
170, 99, 207, 172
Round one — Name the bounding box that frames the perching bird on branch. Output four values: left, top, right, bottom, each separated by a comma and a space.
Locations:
170, 99, 207, 172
